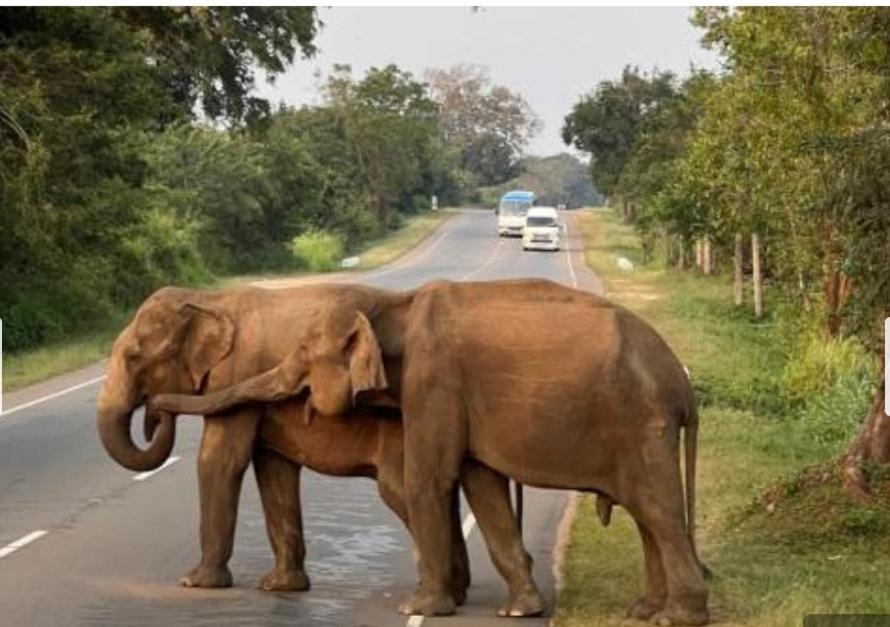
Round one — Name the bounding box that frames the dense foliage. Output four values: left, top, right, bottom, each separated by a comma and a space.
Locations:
0, 9, 528, 353
564, 7, 890, 480
566, 8, 890, 346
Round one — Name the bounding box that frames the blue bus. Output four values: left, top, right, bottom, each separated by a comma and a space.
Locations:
497, 190, 536, 236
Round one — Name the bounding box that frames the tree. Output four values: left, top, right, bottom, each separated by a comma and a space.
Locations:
562, 66, 676, 217
0, 7, 320, 350
481, 153, 601, 209
425, 64, 540, 186
322, 64, 446, 228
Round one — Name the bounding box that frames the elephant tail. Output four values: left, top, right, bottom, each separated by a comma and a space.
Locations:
684, 401, 712, 579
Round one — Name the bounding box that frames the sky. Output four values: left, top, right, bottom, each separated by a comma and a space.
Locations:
259, 7, 721, 156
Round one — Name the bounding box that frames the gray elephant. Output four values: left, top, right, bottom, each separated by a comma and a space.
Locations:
154, 278, 709, 625
96, 285, 541, 614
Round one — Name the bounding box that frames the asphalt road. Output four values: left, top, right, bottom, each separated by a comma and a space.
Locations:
0, 209, 602, 627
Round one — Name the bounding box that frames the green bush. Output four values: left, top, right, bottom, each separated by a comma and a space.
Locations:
781, 329, 875, 404
290, 229, 344, 272
778, 314, 878, 450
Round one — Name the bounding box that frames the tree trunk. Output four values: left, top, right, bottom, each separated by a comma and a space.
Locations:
695, 239, 703, 269
703, 236, 712, 275
621, 198, 629, 222
752, 232, 763, 318
677, 239, 686, 270
842, 379, 889, 502
824, 263, 852, 338
733, 232, 744, 306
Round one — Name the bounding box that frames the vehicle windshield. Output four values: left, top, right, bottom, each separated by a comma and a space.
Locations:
499, 199, 533, 216
526, 216, 557, 227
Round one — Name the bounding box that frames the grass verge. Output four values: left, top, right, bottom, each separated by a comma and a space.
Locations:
554, 209, 890, 627
4, 210, 452, 393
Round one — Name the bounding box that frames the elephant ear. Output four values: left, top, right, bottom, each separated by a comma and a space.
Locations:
347, 311, 387, 398
179, 303, 236, 392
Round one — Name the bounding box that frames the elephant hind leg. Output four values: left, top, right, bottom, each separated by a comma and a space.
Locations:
624, 486, 708, 626
254, 448, 310, 592
625, 520, 667, 620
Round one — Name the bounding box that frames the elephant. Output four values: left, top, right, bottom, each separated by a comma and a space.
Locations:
156, 278, 709, 625
96, 284, 542, 614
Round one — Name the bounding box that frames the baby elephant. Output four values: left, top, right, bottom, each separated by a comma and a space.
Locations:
154, 392, 545, 617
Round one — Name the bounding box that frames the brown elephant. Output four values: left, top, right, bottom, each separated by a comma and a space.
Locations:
95, 284, 541, 613
156, 278, 709, 625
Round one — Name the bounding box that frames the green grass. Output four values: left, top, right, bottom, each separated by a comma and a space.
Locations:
555, 209, 890, 627
4, 210, 453, 392
3, 314, 127, 391
218, 210, 453, 288
354, 210, 454, 270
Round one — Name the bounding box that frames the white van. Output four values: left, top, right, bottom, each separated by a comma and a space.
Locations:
522, 207, 561, 251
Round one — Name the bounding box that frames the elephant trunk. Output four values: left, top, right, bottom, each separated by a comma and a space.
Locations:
97, 402, 176, 472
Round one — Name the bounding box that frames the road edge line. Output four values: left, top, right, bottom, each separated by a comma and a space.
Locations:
0, 375, 107, 420
0, 530, 49, 560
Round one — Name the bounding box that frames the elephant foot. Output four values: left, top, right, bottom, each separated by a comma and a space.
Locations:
451, 584, 468, 607
650, 603, 708, 626
258, 568, 311, 592
626, 596, 666, 620
180, 564, 233, 588
496, 586, 546, 617
398, 588, 457, 616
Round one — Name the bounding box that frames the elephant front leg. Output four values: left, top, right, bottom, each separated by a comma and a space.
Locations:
182, 411, 258, 588
460, 460, 545, 617
254, 448, 310, 592
399, 394, 465, 617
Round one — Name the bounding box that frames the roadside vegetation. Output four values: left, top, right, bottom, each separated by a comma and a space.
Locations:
3, 209, 452, 392
555, 209, 888, 626
1, 9, 540, 361
563, 7, 889, 510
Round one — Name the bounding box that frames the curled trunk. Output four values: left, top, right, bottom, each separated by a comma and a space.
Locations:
97, 404, 176, 472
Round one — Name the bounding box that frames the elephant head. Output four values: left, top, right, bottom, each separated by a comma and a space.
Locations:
301, 309, 388, 417
152, 307, 388, 423
97, 288, 234, 472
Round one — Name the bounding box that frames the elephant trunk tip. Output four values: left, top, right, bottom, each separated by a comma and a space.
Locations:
97, 403, 177, 473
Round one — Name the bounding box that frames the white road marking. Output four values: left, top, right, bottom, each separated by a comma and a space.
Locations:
564, 217, 578, 289
132, 456, 181, 482
404, 510, 477, 627
460, 236, 503, 281
363, 232, 450, 281
0, 375, 107, 419
461, 512, 477, 538
0, 530, 48, 560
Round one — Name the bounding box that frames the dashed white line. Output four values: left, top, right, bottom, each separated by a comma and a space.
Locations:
132, 456, 181, 482
460, 236, 503, 281
0, 530, 48, 560
461, 512, 477, 538
0, 375, 107, 419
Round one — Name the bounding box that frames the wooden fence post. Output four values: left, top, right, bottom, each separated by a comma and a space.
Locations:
733, 232, 744, 306
752, 232, 763, 318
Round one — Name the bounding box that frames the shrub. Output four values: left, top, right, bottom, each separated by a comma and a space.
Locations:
781, 330, 875, 404
290, 229, 344, 272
